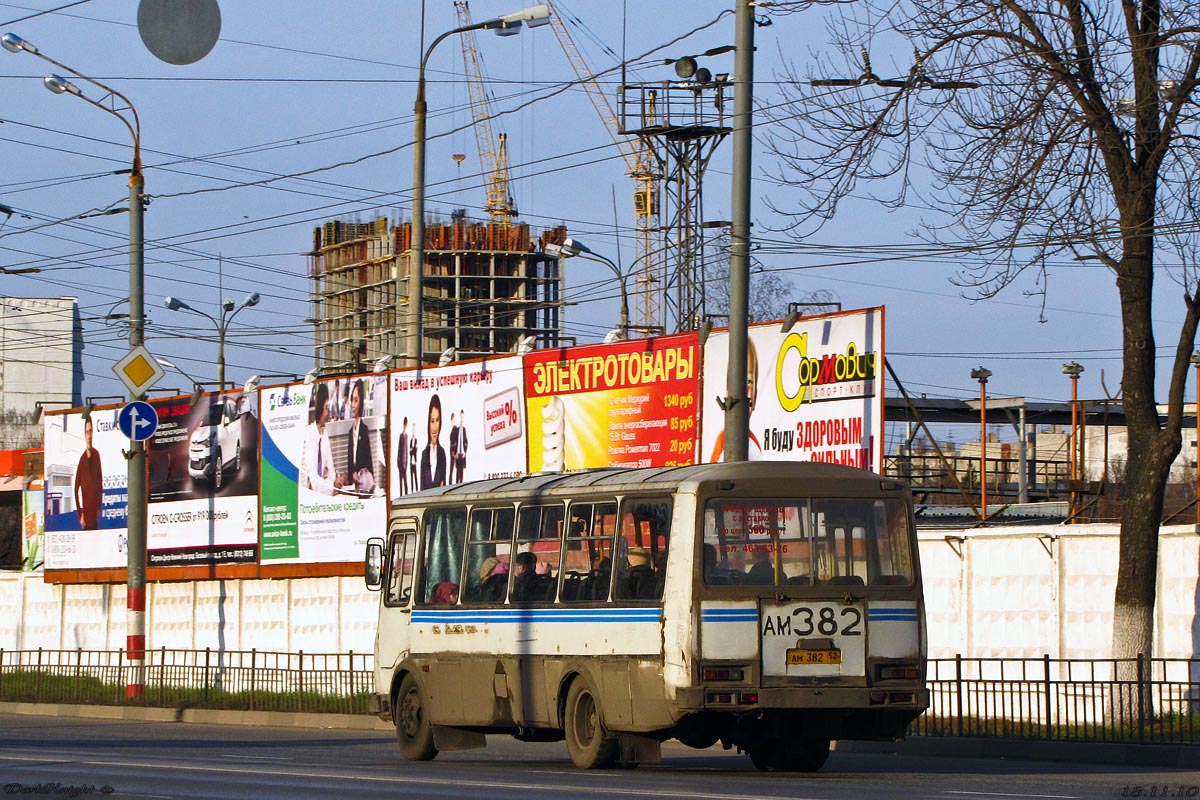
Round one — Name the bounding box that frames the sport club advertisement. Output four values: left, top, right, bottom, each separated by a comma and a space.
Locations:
524, 334, 701, 472
145, 391, 260, 567
259, 375, 388, 563
42, 408, 129, 570
389, 356, 527, 499
700, 308, 885, 472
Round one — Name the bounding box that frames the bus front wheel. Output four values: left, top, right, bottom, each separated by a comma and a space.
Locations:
564, 678, 618, 769
396, 674, 438, 761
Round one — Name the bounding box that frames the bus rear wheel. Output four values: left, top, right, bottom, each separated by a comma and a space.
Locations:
396, 674, 438, 761
749, 737, 830, 772
564, 678, 618, 769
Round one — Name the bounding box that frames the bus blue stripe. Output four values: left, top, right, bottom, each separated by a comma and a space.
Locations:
412, 608, 662, 624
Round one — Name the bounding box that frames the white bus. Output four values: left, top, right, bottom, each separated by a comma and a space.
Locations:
365, 461, 927, 771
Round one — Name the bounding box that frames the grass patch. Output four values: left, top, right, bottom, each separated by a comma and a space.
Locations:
0, 669, 372, 714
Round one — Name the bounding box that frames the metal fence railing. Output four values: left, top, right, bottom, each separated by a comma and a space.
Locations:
913, 655, 1200, 744
3, 649, 1198, 745
0, 647, 374, 714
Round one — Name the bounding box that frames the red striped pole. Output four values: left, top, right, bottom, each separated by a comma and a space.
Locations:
126, 585, 145, 697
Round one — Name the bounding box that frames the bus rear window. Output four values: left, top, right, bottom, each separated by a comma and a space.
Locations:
703, 498, 913, 587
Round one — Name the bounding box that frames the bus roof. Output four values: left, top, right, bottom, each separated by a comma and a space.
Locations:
392, 462, 904, 506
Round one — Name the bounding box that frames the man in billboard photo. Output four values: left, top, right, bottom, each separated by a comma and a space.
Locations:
454, 408, 468, 483
448, 412, 460, 485
73, 416, 102, 530
397, 416, 410, 495
301, 382, 343, 495
419, 393, 447, 491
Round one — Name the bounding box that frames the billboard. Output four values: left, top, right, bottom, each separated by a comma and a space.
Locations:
389, 356, 528, 498
22, 485, 43, 571
524, 334, 701, 472
42, 408, 129, 570
146, 391, 260, 567
701, 308, 885, 472
259, 376, 388, 563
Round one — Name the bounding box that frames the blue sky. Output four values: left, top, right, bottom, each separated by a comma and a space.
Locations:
0, 0, 1180, 450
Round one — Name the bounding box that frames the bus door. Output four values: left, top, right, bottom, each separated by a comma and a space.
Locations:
376, 516, 419, 676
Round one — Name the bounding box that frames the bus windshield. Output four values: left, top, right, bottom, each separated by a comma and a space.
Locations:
702, 497, 913, 587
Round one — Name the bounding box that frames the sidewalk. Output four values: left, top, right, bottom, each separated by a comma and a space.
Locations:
3, 701, 1198, 769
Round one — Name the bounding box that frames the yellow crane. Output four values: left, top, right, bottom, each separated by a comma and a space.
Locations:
547, 1, 661, 330
455, 1, 519, 227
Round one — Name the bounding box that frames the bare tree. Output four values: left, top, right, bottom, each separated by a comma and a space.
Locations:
703, 238, 840, 321
761, 0, 1200, 667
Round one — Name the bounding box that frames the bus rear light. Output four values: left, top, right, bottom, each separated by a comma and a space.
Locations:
889, 692, 915, 704
706, 691, 735, 705
869, 691, 886, 704
703, 667, 745, 682
738, 692, 759, 705
879, 665, 919, 681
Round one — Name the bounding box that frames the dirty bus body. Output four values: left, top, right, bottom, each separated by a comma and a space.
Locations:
364, 461, 928, 771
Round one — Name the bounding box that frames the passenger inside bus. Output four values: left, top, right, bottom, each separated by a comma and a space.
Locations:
430, 581, 459, 604
584, 553, 611, 601
703, 543, 742, 585
745, 549, 783, 585
619, 547, 657, 600
511, 551, 553, 602
476, 557, 508, 602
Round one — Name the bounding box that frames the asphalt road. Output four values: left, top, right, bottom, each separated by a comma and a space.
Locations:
0, 714, 1197, 800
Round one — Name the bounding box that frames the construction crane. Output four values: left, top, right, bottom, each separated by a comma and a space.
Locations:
546, 2, 662, 330
455, 1, 519, 227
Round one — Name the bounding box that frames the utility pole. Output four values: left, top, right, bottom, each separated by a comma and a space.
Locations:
724, 0, 754, 462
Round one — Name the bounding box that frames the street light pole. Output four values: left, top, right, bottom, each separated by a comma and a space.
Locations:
552, 237, 629, 340
4, 31, 148, 698
408, 5, 551, 368
1191, 352, 1200, 529
971, 366, 992, 521
1062, 361, 1084, 521
164, 292, 261, 390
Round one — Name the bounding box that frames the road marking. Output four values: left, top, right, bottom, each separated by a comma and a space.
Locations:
221, 754, 293, 761
945, 792, 1080, 799
0, 754, 819, 800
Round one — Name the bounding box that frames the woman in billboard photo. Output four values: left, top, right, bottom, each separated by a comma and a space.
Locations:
419, 393, 447, 490
301, 382, 343, 495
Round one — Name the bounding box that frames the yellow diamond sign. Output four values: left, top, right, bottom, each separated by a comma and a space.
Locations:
113, 345, 166, 397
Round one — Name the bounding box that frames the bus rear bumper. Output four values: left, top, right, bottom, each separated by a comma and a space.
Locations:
675, 686, 929, 714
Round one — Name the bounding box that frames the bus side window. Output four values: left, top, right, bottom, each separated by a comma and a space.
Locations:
512, 504, 564, 602
385, 532, 417, 606
417, 507, 467, 605
462, 507, 514, 604
613, 499, 670, 602
560, 502, 617, 603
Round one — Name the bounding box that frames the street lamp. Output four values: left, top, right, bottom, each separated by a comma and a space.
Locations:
163, 292, 260, 390
971, 366, 992, 521
1062, 361, 1085, 520
552, 237, 629, 341
5, 30, 148, 698
408, 5, 551, 368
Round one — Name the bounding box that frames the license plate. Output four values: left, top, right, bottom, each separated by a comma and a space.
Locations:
786, 648, 841, 666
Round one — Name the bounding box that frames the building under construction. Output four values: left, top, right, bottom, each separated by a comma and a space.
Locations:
308, 215, 567, 374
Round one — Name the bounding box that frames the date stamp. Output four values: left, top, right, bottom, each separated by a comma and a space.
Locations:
4, 784, 114, 797
1122, 787, 1200, 798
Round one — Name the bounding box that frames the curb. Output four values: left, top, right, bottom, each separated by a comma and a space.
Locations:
0, 701, 393, 731
2, 702, 1197, 768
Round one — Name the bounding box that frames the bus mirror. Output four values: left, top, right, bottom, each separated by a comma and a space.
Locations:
365, 538, 385, 590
